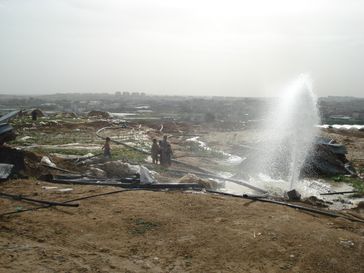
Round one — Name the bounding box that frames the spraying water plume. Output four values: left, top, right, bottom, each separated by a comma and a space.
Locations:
251, 75, 320, 192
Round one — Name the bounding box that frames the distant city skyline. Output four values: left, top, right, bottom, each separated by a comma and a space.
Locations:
1, 0, 364, 97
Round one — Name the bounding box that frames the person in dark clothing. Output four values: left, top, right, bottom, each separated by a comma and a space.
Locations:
158, 140, 163, 165
151, 138, 159, 164
102, 137, 111, 159
160, 135, 173, 167
31, 110, 37, 121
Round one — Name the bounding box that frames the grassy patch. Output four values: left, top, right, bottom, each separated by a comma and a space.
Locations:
11, 129, 100, 146
332, 175, 364, 193
111, 147, 147, 163
30, 147, 93, 156
26, 145, 147, 163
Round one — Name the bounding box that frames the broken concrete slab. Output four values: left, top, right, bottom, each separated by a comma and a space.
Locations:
140, 165, 157, 184
178, 173, 219, 190
94, 160, 139, 178
0, 164, 14, 180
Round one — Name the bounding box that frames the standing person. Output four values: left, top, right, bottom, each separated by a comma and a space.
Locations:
31, 109, 37, 121
151, 138, 159, 164
158, 140, 164, 165
102, 137, 112, 159
160, 135, 173, 167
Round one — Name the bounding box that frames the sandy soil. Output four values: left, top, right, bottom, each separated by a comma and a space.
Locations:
1, 179, 364, 273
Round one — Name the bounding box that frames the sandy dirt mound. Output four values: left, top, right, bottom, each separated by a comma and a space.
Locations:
0, 179, 363, 273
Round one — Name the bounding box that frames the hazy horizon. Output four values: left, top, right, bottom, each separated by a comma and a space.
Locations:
1, 0, 364, 97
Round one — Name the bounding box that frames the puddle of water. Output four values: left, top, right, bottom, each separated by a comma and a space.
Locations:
221, 174, 362, 209
186, 136, 244, 165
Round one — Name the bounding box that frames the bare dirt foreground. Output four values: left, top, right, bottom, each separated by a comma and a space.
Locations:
1, 179, 363, 273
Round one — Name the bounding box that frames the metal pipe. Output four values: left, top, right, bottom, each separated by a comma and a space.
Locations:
0, 192, 79, 207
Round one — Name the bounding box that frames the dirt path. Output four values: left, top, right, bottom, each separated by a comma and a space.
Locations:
1, 179, 363, 273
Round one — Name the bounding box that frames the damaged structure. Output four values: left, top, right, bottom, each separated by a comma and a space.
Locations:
302, 137, 355, 176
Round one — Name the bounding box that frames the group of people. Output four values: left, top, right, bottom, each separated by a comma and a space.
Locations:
102, 135, 173, 166
151, 135, 173, 166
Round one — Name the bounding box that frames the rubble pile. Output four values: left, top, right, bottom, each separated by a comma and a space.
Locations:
92, 160, 140, 178
302, 137, 355, 176
178, 173, 219, 190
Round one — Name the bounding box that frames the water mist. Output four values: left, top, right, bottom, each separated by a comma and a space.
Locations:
253, 75, 320, 191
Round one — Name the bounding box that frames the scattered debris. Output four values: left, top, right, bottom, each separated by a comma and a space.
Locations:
140, 165, 157, 184
40, 156, 56, 168
339, 239, 355, 248
42, 186, 58, 190
19, 136, 33, 142
178, 173, 219, 190
303, 137, 356, 176
94, 160, 140, 178
57, 188, 73, 193
286, 189, 301, 201
303, 196, 329, 208
86, 167, 107, 178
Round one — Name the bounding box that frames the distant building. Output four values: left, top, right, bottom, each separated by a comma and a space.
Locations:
115, 91, 121, 96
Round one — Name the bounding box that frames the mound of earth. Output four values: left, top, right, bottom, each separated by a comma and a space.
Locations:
87, 110, 111, 119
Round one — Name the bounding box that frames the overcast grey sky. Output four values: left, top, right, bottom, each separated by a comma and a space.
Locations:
0, 0, 363, 97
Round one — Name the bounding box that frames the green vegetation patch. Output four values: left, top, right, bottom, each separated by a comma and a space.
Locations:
332, 175, 364, 193
30, 147, 93, 156
27, 146, 147, 163
111, 147, 147, 164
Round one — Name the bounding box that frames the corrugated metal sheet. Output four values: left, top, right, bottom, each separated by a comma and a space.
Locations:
0, 123, 13, 135
0, 110, 19, 123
